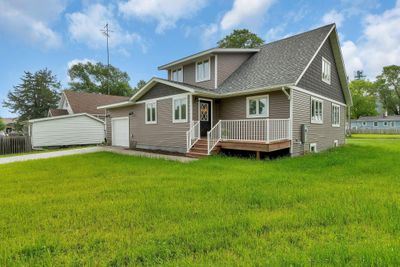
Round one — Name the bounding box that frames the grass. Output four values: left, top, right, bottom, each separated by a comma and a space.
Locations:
0, 145, 95, 158
1, 139, 400, 265
350, 133, 400, 139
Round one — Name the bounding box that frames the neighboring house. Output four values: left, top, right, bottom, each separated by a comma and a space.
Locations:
99, 24, 352, 158
49, 90, 129, 120
28, 91, 129, 147
351, 115, 400, 129
3, 118, 17, 134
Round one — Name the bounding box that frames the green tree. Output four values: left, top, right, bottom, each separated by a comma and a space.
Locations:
217, 29, 264, 48
68, 62, 133, 96
3, 69, 61, 122
0, 117, 5, 131
375, 65, 400, 115
131, 79, 147, 96
349, 80, 378, 119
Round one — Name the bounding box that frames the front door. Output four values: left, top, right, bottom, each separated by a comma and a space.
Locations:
199, 100, 212, 136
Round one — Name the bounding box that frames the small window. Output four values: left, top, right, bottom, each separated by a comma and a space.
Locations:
310, 143, 317, 153
196, 59, 210, 82
145, 101, 157, 124
322, 57, 331, 84
173, 96, 188, 123
373, 121, 378, 127
383, 121, 388, 126
332, 104, 340, 127
171, 67, 183, 82
247, 95, 269, 118
391, 121, 395, 127
362, 122, 367, 126
311, 97, 323, 124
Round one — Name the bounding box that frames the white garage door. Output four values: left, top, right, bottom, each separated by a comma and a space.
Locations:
112, 117, 129, 147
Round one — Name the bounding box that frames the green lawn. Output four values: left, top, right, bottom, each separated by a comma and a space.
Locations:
350, 133, 400, 139
1, 139, 400, 266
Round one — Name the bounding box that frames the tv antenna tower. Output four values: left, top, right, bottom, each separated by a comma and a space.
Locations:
101, 23, 113, 94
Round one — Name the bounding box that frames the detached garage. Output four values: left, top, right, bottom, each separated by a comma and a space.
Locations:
29, 113, 105, 148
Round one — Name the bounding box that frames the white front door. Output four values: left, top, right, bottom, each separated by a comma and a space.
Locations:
112, 117, 129, 147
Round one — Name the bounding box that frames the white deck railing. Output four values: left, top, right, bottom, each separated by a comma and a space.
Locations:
186, 121, 200, 152
207, 119, 290, 155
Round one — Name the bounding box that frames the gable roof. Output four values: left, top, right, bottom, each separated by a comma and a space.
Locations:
29, 113, 104, 123
64, 90, 129, 114
49, 108, 69, 117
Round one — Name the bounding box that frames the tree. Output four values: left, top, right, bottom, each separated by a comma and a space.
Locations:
217, 29, 264, 48
349, 79, 378, 119
68, 62, 133, 96
3, 69, 61, 122
0, 117, 5, 131
132, 79, 147, 95
375, 65, 400, 115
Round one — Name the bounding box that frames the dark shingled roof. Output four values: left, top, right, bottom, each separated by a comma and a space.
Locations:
64, 90, 130, 114
218, 24, 334, 93
49, 109, 69, 117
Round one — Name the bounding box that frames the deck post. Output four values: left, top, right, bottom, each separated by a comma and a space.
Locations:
256, 151, 261, 160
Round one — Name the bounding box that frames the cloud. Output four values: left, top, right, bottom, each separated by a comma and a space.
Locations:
0, 0, 64, 48
66, 3, 145, 51
322, 10, 345, 27
67, 58, 96, 70
342, 0, 400, 79
118, 0, 208, 33
220, 0, 275, 30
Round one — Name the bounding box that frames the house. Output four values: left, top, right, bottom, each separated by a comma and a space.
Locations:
2, 118, 17, 135
351, 115, 400, 132
28, 91, 129, 148
98, 24, 352, 158
49, 90, 129, 120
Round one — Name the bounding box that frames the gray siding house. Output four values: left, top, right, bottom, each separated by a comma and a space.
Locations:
99, 24, 352, 158
351, 115, 400, 130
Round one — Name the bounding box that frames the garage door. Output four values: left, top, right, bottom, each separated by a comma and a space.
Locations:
112, 117, 129, 147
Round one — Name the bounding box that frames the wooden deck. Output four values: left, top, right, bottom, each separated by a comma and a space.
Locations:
187, 138, 290, 159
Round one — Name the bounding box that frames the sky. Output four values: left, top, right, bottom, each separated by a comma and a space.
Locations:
0, 0, 399, 118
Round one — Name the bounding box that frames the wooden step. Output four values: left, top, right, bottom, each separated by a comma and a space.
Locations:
186, 151, 209, 158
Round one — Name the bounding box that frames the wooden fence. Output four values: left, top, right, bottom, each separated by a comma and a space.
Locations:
351, 128, 400, 134
0, 136, 32, 155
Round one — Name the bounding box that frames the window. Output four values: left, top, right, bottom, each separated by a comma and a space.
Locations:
173, 96, 188, 123
322, 57, 331, 84
311, 97, 323, 124
145, 101, 157, 124
391, 121, 395, 127
196, 59, 210, 82
332, 104, 340, 127
246, 95, 269, 118
373, 121, 378, 127
310, 143, 317, 153
383, 121, 388, 127
362, 122, 367, 126
171, 67, 183, 82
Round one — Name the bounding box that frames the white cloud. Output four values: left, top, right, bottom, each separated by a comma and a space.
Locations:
0, 0, 64, 48
66, 3, 144, 51
220, 0, 275, 30
342, 0, 400, 79
118, 0, 208, 33
322, 10, 345, 27
67, 58, 96, 70
201, 24, 219, 47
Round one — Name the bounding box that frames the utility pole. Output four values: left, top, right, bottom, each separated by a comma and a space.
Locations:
101, 23, 113, 95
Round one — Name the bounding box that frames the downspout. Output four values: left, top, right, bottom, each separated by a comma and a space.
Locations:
282, 86, 293, 155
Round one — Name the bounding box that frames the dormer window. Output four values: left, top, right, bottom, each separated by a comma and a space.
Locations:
196, 59, 210, 82
171, 67, 183, 82
322, 57, 331, 84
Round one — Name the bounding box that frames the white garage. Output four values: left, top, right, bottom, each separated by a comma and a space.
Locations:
29, 113, 105, 148
111, 117, 129, 147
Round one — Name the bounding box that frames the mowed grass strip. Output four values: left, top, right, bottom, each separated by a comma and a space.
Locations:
1, 139, 400, 266
350, 133, 400, 139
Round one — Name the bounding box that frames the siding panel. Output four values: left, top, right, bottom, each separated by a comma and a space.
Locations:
183, 56, 215, 89
217, 53, 252, 86
138, 83, 187, 101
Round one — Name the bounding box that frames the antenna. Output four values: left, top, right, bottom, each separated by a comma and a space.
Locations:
354, 70, 366, 80
100, 23, 114, 94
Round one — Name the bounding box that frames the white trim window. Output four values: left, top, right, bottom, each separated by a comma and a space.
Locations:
171, 67, 183, 82
362, 121, 367, 126
246, 95, 269, 118
373, 121, 378, 127
310, 143, 317, 153
322, 57, 331, 84
383, 121, 389, 127
311, 97, 323, 124
173, 96, 188, 123
331, 104, 340, 127
145, 101, 157, 124
196, 59, 210, 82
390, 121, 395, 127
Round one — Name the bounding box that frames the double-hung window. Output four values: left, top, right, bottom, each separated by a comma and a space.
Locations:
331, 104, 340, 127
322, 57, 331, 84
373, 121, 378, 127
145, 101, 157, 124
196, 59, 210, 82
173, 96, 188, 123
247, 95, 269, 118
311, 97, 323, 124
171, 67, 183, 82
